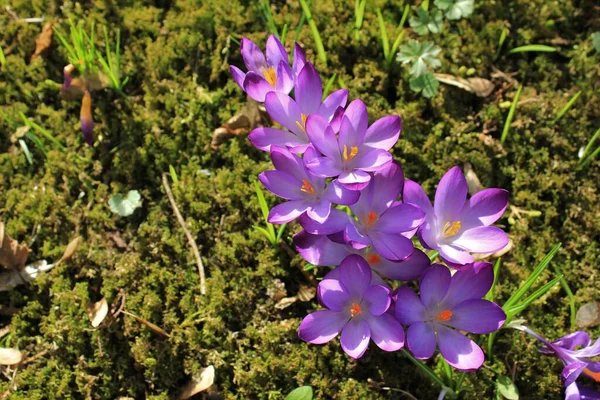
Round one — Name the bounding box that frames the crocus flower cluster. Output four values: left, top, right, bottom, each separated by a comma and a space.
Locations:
231, 36, 510, 369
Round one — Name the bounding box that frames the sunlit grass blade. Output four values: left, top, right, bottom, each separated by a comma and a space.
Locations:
505, 275, 562, 318
19, 112, 66, 151
553, 265, 577, 329
337, 75, 347, 89
579, 146, 600, 168
494, 27, 508, 59
0, 45, 6, 66
389, 5, 410, 63
253, 180, 277, 242
376, 8, 390, 61
502, 243, 561, 310
500, 85, 523, 144
18, 139, 34, 165
294, 0, 310, 42
253, 225, 276, 244
322, 73, 337, 99
258, 0, 279, 37
484, 258, 502, 301
169, 165, 179, 185
427, 250, 439, 261
553, 90, 581, 124
579, 127, 600, 167
509, 44, 556, 54
298, 0, 327, 66
276, 223, 287, 242
24, 131, 48, 156
354, 0, 367, 41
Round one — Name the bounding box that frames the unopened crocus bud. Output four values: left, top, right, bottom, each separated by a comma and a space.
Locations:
80, 90, 93, 145
63, 64, 75, 91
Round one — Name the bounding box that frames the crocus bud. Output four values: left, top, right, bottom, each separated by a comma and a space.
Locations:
80, 90, 93, 145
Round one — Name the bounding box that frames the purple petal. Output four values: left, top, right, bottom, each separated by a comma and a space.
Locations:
338, 170, 371, 191
369, 232, 415, 261
439, 263, 494, 309
264, 91, 304, 135
270, 147, 308, 182
436, 324, 484, 371
292, 43, 306, 80
318, 89, 349, 121
344, 223, 371, 249
363, 115, 401, 150
420, 264, 451, 311
445, 299, 506, 333
230, 65, 246, 89
394, 286, 427, 325
341, 318, 371, 359
305, 115, 341, 160
241, 37, 266, 71
363, 285, 391, 316
339, 99, 368, 148
298, 310, 349, 344
259, 170, 302, 200
367, 313, 405, 352
373, 248, 430, 281
306, 200, 331, 223
576, 384, 600, 400
562, 362, 588, 387
553, 331, 592, 350
295, 63, 322, 114
460, 188, 509, 229
275, 61, 294, 94
306, 156, 343, 178
403, 180, 434, 215
452, 226, 509, 253
293, 231, 353, 266
366, 162, 405, 216
375, 203, 425, 233
438, 244, 475, 265
323, 180, 361, 205
350, 148, 393, 171
318, 279, 351, 311
338, 255, 372, 299
329, 106, 344, 132
406, 321, 437, 359
265, 34, 287, 68
249, 127, 306, 152
299, 208, 352, 235
434, 166, 468, 223
244, 72, 274, 102
268, 200, 309, 224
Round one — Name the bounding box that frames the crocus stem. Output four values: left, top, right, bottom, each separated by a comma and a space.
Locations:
401, 349, 455, 398
298, 0, 327, 66
553, 265, 577, 329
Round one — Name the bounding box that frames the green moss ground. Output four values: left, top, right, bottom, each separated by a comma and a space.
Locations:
0, 0, 599, 398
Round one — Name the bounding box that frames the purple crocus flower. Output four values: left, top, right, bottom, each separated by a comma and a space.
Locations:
298, 255, 405, 359
230, 35, 300, 102
299, 162, 424, 261
258, 147, 359, 224
516, 326, 600, 400
403, 166, 509, 267
249, 62, 348, 153
395, 263, 506, 371
294, 231, 430, 281
304, 99, 400, 190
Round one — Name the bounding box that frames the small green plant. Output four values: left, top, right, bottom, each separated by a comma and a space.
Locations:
353, 0, 367, 41
508, 44, 556, 54
500, 85, 523, 144
258, 0, 288, 40
285, 386, 313, 400
252, 181, 287, 247
397, 40, 441, 98
434, 0, 474, 20
409, 8, 444, 36
376, 5, 410, 65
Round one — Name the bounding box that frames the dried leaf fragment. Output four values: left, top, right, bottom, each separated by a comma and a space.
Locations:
60, 236, 82, 263
176, 365, 215, 400
434, 73, 495, 97
0, 222, 31, 270
87, 298, 109, 328
32, 22, 53, 60
297, 285, 316, 302
463, 162, 484, 195
576, 302, 600, 328
0, 348, 22, 365
211, 97, 270, 150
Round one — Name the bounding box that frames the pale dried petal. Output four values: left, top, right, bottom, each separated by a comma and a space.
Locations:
87, 298, 109, 328
176, 365, 215, 400
0, 348, 22, 365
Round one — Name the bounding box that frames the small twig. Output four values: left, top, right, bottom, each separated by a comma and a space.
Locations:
22, 349, 50, 365
161, 173, 206, 295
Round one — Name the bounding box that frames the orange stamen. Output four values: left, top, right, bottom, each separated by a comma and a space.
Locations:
300, 179, 316, 195
366, 252, 382, 265
350, 303, 362, 317
295, 113, 308, 133
343, 145, 359, 162
435, 310, 453, 322
262, 66, 277, 87
583, 368, 600, 382
362, 211, 378, 227
442, 221, 461, 237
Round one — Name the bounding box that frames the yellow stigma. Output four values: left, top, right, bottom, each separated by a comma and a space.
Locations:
435, 309, 453, 322
295, 113, 308, 133
362, 211, 378, 227
343, 145, 359, 162
262, 66, 277, 87
442, 221, 461, 237
350, 303, 362, 317
300, 179, 316, 195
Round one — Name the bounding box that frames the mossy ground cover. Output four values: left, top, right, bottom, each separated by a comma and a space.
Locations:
0, 0, 599, 398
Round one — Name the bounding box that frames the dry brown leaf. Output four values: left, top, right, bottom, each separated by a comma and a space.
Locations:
0, 348, 22, 365
87, 298, 109, 328
274, 296, 298, 310
266, 279, 286, 302
0, 222, 30, 270
297, 285, 316, 302
32, 21, 54, 60
60, 236, 82, 263
463, 162, 484, 195
211, 97, 271, 150
434, 73, 495, 97
176, 365, 215, 400
576, 302, 600, 328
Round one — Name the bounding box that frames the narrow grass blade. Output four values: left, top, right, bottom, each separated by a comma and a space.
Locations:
322, 73, 337, 99
294, 0, 310, 42
553, 90, 581, 124
509, 44, 556, 54
20, 113, 66, 151
169, 165, 179, 185
505, 275, 562, 317
0, 45, 5, 66
502, 243, 561, 310
580, 127, 600, 162
500, 85, 523, 144
253, 180, 276, 239
354, 0, 367, 41
401, 349, 451, 394
427, 250, 439, 261
18, 139, 34, 165
253, 225, 276, 244
337, 75, 347, 89
553, 265, 577, 329
484, 258, 502, 301
376, 8, 390, 61
280, 23, 289, 40
298, 0, 327, 66
579, 146, 600, 168
389, 5, 410, 62
25, 132, 48, 156
276, 223, 287, 242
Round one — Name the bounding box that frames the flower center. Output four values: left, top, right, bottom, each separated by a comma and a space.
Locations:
350, 303, 362, 317
343, 145, 359, 162
442, 221, 461, 237
300, 179, 316, 195
262, 66, 277, 87
295, 113, 308, 133
583, 368, 600, 382
435, 309, 453, 322
366, 252, 381, 265
362, 211, 378, 227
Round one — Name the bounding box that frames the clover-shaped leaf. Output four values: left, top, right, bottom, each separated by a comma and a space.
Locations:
397, 40, 442, 77
435, 0, 474, 20
109, 190, 142, 217
409, 8, 444, 36
409, 71, 440, 98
